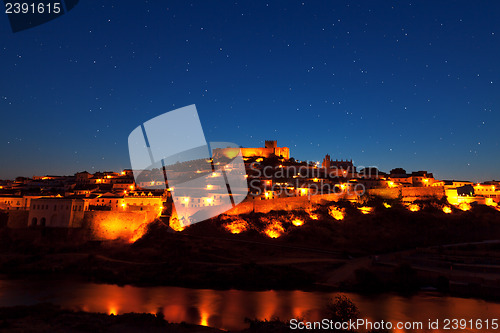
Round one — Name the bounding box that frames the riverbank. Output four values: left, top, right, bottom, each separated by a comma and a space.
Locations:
1, 201, 499, 298
0, 303, 223, 333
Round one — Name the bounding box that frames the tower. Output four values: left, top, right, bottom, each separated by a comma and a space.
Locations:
265, 140, 277, 149
322, 154, 331, 169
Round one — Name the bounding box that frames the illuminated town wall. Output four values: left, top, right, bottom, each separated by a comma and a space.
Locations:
225, 192, 356, 215
368, 187, 446, 201
83, 211, 158, 241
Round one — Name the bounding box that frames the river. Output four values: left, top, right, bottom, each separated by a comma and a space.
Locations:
0, 280, 499, 331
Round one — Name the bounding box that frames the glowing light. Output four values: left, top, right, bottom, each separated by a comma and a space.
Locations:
264, 222, 284, 238
206, 184, 213, 190
129, 185, 134, 190
387, 181, 396, 188
328, 206, 346, 220
169, 216, 186, 231
108, 305, 118, 315
313, 178, 319, 182
183, 197, 190, 203
206, 198, 213, 204
442, 206, 452, 214
129, 223, 149, 243
407, 203, 420, 212
292, 218, 304, 226
383, 202, 391, 208
121, 171, 126, 175
200, 311, 209, 326
358, 206, 373, 214
224, 219, 248, 234
306, 209, 319, 220
457, 202, 471, 211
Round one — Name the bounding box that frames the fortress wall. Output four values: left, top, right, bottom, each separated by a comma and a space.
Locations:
401, 186, 445, 200
83, 211, 158, 241
368, 188, 401, 199
6, 210, 29, 228
225, 192, 355, 215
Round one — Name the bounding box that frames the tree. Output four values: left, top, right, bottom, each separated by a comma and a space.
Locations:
326, 295, 360, 323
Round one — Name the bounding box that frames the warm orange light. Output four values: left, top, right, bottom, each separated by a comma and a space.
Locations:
264, 222, 284, 238
442, 206, 452, 214
358, 206, 373, 214
407, 203, 420, 212
457, 202, 471, 211
383, 202, 391, 208
206, 198, 213, 204
292, 218, 304, 226
129, 185, 134, 190
200, 311, 209, 326
206, 184, 213, 190
387, 181, 396, 188
224, 219, 248, 234
169, 216, 185, 231
129, 223, 148, 243
329, 206, 345, 220
313, 178, 319, 182
108, 304, 118, 315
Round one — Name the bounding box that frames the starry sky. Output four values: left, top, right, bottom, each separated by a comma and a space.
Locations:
0, 0, 499, 181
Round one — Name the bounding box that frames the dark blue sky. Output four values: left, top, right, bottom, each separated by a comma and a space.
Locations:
1, 0, 499, 181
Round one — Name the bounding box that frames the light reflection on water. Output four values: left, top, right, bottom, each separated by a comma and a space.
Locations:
0, 280, 499, 331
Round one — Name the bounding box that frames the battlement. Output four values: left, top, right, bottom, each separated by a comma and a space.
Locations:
265, 140, 277, 149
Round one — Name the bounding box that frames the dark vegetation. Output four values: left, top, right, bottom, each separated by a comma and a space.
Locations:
0, 197, 499, 292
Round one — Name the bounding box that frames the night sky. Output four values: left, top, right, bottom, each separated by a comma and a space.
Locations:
1, 1, 499, 182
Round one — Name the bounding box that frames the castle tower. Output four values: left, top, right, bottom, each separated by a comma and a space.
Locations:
322, 154, 331, 169
265, 140, 277, 149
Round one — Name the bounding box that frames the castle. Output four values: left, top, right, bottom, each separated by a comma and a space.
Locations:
239, 140, 290, 160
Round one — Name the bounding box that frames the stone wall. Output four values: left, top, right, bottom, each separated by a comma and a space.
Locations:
83, 211, 158, 241
6, 210, 29, 228
368, 186, 446, 201
225, 192, 356, 215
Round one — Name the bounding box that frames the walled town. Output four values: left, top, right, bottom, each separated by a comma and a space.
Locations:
0, 140, 499, 243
